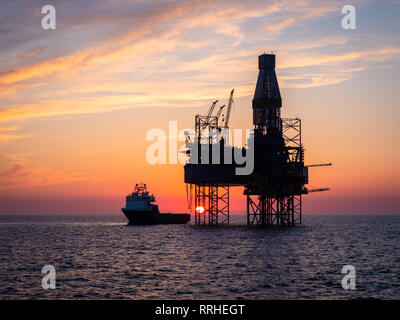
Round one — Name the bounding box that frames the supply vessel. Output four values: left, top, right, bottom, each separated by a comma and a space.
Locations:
121, 183, 190, 225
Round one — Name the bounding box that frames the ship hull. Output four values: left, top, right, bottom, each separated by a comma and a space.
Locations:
122, 209, 190, 225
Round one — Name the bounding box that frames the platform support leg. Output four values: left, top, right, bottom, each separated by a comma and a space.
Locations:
247, 194, 302, 226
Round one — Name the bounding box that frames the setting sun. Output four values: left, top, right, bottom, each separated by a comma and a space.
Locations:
195, 206, 205, 214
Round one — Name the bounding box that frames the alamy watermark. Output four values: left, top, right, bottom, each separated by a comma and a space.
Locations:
146, 121, 254, 175
341, 265, 356, 290
42, 265, 56, 290
341, 5, 356, 30
40, 4, 356, 31
41, 5, 56, 30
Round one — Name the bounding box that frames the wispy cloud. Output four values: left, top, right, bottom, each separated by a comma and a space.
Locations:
279, 47, 400, 69
0, 160, 92, 188
280, 67, 367, 88
0, 126, 30, 142
0, 0, 398, 125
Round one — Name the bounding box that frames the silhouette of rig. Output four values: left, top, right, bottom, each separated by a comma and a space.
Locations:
184, 54, 331, 226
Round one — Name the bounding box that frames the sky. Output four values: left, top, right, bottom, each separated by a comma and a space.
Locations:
0, 0, 399, 215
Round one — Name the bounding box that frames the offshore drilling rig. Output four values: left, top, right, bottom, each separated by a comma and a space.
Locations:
184, 53, 330, 226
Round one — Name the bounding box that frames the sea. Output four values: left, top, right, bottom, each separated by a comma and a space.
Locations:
0, 214, 399, 300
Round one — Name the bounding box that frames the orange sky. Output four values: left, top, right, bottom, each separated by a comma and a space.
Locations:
0, 0, 399, 214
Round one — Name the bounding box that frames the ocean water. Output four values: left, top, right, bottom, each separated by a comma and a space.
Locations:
0, 214, 399, 300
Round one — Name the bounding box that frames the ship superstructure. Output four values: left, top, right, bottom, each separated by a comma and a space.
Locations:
124, 183, 158, 212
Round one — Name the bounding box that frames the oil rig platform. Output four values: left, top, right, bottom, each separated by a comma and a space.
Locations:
184, 53, 330, 226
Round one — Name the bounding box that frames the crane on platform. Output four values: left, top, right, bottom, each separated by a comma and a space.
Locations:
216, 105, 225, 127
223, 89, 234, 128
203, 100, 218, 128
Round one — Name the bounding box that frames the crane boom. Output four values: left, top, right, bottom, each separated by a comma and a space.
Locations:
306, 163, 332, 168
206, 100, 218, 120
223, 89, 234, 128
201, 100, 218, 130
216, 105, 225, 121
307, 188, 330, 193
